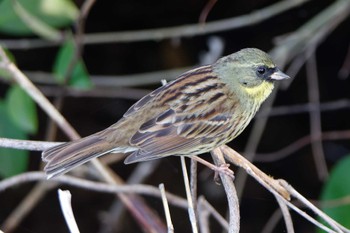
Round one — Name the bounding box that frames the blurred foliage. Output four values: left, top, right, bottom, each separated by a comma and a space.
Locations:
0, 0, 89, 177
0, 101, 29, 178
0, 48, 34, 177
53, 39, 92, 89
319, 156, 350, 231
0, 0, 78, 35
6, 85, 38, 134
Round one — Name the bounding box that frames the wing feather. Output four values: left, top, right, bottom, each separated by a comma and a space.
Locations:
124, 70, 237, 163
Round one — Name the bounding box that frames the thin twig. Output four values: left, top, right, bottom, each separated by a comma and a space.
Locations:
274, 184, 339, 233
258, 99, 350, 118
1, 3, 96, 231
45, 97, 64, 145
47, 0, 97, 140
0, 137, 61, 151
0, 171, 188, 209
235, 0, 350, 200
263, 196, 350, 233
190, 159, 198, 216
227, 154, 324, 232
1, 127, 350, 167
199, 0, 218, 24
159, 184, 174, 233
282, 182, 350, 233
306, 49, 328, 180
197, 197, 210, 233
23, 67, 188, 88
99, 160, 162, 233
58, 189, 80, 233
283, 204, 338, 233
5, 78, 60, 232
275, 195, 294, 233
39, 86, 150, 100
180, 156, 199, 233
270, 0, 350, 68
85, 162, 168, 233
1, 40, 167, 233
0, 0, 310, 49
221, 146, 290, 200
0, 46, 80, 140
21, 70, 350, 111
211, 148, 240, 233
198, 196, 229, 231
235, 87, 278, 198
255, 130, 350, 162
64, 0, 96, 83
261, 206, 285, 233
221, 145, 349, 233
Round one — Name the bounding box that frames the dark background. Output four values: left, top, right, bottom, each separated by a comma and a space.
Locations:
1, 0, 350, 232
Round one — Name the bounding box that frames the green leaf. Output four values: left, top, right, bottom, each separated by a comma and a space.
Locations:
0, 101, 28, 178
6, 85, 38, 134
318, 155, 350, 232
0, 0, 78, 35
53, 40, 92, 89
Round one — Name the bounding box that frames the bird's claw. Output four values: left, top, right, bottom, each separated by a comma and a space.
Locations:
213, 163, 235, 184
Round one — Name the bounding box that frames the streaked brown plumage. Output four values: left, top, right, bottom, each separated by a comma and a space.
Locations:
42, 48, 289, 178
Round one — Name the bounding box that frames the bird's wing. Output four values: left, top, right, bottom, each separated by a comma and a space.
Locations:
125, 108, 232, 164
125, 75, 236, 164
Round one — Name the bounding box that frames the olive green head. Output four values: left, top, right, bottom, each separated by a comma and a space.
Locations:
214, 48, 289, 102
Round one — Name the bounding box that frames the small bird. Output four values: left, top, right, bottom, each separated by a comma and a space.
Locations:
42, 48, 289, 178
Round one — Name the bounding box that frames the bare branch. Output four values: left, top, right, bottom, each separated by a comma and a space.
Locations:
221, 145, 350, 232
0, 137, 61, 151
0, 171, 188, 209
0, 27, 168, 233
198, 196, 229, 232
0, 0, 310, 49
234, 0, 350, 199
306, 49, 328, 180
211, 148, 240, 233
58, 189, 80, 233
159, 184, 174, 233
0, 46, 80, 140
282, 182, 350, 233
275, 196, 294, 233
255, 130, 350, 162
180, 157, 199, 233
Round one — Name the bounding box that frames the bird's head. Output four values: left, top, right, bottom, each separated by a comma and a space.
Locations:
214, 48, 289, 103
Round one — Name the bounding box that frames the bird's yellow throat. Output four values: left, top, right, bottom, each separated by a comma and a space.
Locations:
242, 81, 274, 102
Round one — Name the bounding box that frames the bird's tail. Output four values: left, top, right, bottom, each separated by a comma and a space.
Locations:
42, 134, 116, 179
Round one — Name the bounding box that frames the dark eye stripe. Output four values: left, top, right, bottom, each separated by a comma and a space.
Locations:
256, 66, 277, 80
265, 67, 276, 77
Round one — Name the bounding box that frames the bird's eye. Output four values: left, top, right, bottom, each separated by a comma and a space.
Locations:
257, 66, 266, 75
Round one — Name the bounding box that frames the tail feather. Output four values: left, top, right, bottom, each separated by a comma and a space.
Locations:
42, 135, 115, 179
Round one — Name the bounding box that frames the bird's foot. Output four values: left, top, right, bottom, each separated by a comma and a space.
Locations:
213, 163, 235, 184
191, 156, 234, 183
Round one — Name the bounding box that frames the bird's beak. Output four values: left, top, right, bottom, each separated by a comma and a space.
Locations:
270, 69, 290, 80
